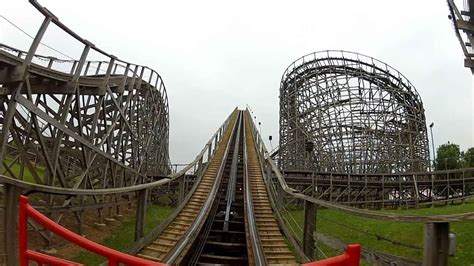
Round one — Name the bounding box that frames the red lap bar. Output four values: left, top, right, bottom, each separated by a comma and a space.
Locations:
19, 195, 166, 266
302, 244, 361, 266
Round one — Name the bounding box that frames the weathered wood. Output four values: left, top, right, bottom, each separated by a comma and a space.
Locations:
19, 16, 52, 74
135, 188, 148, 241
456, 19, 474, 31
208, 143, 212, 163
35, 200, 131, 213
0, 112, 231, 198
127, 147, 215, 255
465, 58, 474, 68
178, 177, 185, 204
0, 1, 174, 227
15, 93, 145, 178
413, 175, 419, 208
267, 158, 474, 223
303, 200, 316, 260
4, 184, 21, 266
262, 164, 310, 263
423, 222, 449, 266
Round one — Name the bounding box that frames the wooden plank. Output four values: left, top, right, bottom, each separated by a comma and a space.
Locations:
456, 19, 474, 32
14, 93, 144, 178
464, 58, 474, 68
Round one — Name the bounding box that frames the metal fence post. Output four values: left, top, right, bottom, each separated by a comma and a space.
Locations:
423, 222, 449, 266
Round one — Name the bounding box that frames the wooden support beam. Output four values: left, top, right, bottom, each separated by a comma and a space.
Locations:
178, 176, 185, 204
303, 200, 317, 260
470, 0, 474, 18
464, 58, 474, 68
413, 175, 419, 208
423, 222, 449, 266
208, 143, 212, 163
456, 19, 474, 32
135, 188, 148, 241
4, 184, 21, 266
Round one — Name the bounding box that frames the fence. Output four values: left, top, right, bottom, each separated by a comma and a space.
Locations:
19, 196, 165, 266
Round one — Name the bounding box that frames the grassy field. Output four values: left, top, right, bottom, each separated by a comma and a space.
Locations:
72, 204, 174, 265
285, 201, 474, 265
2, 156, 45, 183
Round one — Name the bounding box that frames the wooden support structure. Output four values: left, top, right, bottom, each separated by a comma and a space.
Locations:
0, 0, 172, 252
279, 51, 430, 175
135, 188, 148, 241
423, 222, 449, 266
303, 200, 317, 260
178, 176, 185, 204
4, 184, 21, 266
281, 168, 474, 208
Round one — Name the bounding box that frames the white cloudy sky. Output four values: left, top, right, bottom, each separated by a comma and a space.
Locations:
1, 0, 473, 164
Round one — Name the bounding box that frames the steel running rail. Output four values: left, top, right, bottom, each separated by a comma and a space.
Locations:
162, 112, 241, 264
243, 113, 266, 265
223, 112, 243, 232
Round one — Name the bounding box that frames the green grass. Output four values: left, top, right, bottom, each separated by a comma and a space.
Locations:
317, 242, 342, 258
3, 156, 45, 183
72, 204, 174, 265
285, 201, 474, 265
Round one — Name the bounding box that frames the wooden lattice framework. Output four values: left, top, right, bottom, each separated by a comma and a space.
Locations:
0, 1, 171, 255
0, 8, 170, 190
447, 0, 474, 73
279, 51, 430, 174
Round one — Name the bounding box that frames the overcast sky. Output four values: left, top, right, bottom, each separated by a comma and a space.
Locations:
1, 0, 473, 164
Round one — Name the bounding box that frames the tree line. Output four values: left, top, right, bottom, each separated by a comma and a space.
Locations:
435, 142, 474, 170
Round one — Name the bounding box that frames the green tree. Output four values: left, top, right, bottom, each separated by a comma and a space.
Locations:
435, 142, 461, 170
463, 147, 474, 168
